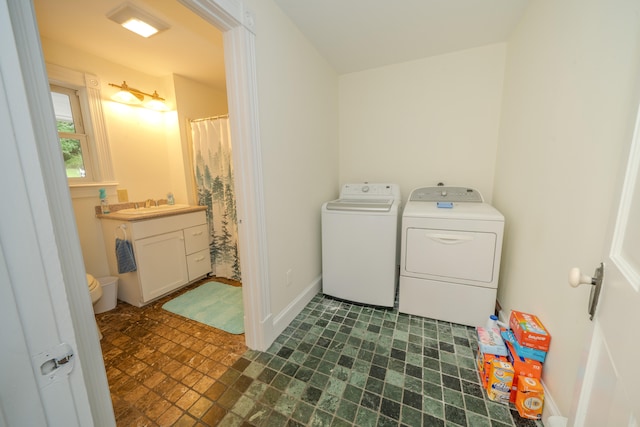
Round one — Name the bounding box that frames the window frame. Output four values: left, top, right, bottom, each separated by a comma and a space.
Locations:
50, 84, 94, 181
46, 63, 116, 196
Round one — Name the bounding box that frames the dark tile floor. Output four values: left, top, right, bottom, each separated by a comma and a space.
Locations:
98, 282, 542, 426
96, 277, 247, 426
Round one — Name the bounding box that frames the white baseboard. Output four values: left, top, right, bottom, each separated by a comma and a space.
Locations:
541, 380, 566, 425
271, 275, 322, 340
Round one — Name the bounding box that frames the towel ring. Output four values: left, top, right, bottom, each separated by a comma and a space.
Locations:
115, 224, 128, 240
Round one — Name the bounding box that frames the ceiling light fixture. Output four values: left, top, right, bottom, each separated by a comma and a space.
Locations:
109, 81, 169, 111
106, 2, 169, 38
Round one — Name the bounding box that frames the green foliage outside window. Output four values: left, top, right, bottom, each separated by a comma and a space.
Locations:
57, 120, 85, 177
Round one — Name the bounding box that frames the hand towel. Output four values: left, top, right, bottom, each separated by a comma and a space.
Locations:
115, 238, 137, 274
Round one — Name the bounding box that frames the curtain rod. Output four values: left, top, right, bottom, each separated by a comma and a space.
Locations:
190, 114, 229, 123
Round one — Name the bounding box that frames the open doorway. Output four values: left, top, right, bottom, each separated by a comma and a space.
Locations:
32, 0, 267, 348
18, 0, 269, 423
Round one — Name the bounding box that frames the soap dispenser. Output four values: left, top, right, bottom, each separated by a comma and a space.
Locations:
99, 188, 110, 214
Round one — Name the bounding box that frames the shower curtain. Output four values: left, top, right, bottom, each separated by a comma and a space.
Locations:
190, 116, 241, 281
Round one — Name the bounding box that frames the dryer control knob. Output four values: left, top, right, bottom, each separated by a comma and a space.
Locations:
362, 185, 370, 193
441, 190, 447, 197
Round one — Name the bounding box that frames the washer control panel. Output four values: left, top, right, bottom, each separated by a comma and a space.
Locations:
409, 186, 483, 202
340, 183, 400, 199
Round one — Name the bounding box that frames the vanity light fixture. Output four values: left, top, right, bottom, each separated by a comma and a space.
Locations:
145, 91, 170, 111
109, 81, 170, 111
106, 2, 169, 38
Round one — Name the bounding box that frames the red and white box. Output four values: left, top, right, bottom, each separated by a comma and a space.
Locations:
509, 310, 551, 351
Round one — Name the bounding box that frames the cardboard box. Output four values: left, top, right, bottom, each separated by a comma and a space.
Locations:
509, 311, 551, 351
515, 376, 544, 420
501, 329, 547, 363
476, 349, 508, 389
505, 340, 543, 402
477, 327, 508, 356
486, 359, 514, 405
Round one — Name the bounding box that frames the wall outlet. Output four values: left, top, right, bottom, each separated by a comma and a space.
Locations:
286, 269, 293, 287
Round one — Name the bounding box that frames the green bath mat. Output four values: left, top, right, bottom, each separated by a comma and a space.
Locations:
162, 281, 244, 334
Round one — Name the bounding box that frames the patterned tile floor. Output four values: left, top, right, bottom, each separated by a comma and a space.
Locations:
98, 284, 542, 426
97, 277, 247, 426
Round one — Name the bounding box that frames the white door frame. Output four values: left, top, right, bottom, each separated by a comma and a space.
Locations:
179, 0, 273, 350
7, 0, 272, 424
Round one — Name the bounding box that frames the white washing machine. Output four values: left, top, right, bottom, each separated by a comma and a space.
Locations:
399, 186, 504, 327
321, 183, 401, 307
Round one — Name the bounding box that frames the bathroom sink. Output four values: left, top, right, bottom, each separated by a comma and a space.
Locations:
116, 204, 192, 216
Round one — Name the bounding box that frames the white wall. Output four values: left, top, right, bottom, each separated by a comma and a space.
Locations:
339, 44, 506, 203
246, 0, 339, 316
493, 0, 640, 416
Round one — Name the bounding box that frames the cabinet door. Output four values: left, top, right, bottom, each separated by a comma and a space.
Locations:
184, 224, 209, 255
135, 230, 188, 302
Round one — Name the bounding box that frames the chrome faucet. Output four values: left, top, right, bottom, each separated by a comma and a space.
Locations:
145, 199, 155, 208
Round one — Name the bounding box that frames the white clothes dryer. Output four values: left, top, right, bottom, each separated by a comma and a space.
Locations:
399, 186, 504, 327
321, 183, 401, 307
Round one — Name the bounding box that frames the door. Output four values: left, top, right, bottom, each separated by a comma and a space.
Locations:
0, 2, 97, 423
569, 105, 640, 425
0, 248, 47, 426
2, 0, 117, 423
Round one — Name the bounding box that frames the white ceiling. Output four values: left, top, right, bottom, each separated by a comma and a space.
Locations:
34, 0, 529, 91
34, 0, 227, 90
273, 0, 530, 74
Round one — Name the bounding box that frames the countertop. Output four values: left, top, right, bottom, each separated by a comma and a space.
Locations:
97, 205, 207, 221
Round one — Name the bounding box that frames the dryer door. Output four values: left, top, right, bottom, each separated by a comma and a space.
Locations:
404, 227, 498, 285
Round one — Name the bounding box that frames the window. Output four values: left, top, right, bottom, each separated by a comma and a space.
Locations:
46, 63, 115, 193
50, 84, 94, 181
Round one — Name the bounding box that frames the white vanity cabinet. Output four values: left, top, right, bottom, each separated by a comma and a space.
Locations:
100, 210, 211, 307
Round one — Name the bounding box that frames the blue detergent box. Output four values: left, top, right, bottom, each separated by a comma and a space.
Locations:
501, 329, 547, 363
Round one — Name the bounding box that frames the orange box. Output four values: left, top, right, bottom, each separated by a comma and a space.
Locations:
505, 340, 543, 402
515, 376, 544, 420
476, 348, 508, 389
509, 311, 551, 351
486, 359, 514, 405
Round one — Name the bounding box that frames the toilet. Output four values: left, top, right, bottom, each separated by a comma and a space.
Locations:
87, 273, 103, 304
87, 273, 103, 340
